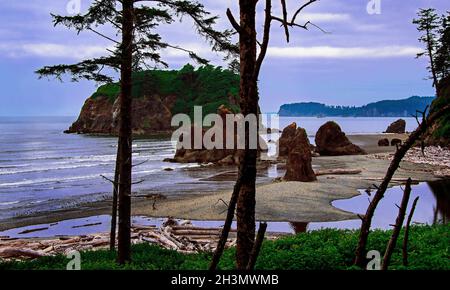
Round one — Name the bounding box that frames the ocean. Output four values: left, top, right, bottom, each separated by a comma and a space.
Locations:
0, 116, 422, 224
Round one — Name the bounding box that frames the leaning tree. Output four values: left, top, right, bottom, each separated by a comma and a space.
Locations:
210, 0, 323, 270
37, 0, 236, 264
353, 8, 450, 269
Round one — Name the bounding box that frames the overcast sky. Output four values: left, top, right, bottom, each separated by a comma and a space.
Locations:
0, 0, 447, 116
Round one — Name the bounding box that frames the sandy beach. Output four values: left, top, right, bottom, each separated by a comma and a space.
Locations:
1, 133, 446, 232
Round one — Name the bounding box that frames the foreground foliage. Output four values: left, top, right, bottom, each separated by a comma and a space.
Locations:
1, 224, 448, 270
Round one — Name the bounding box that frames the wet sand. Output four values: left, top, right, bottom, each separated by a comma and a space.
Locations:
0, 133, 439, 231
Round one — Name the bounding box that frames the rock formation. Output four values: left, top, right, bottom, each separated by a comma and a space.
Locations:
424, 76, 450, 147
378, 138, 390, 147
167, 105, 267, 165
283, 126, 317, 182
384, 119, 406, 134
315, 121, 366, 156
278, 122, 298, 158
391, 138, 402, 147
64, 65, 240, 136
65, 95, 176, 135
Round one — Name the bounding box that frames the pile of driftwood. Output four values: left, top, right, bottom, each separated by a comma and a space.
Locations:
0, 219, 237, 261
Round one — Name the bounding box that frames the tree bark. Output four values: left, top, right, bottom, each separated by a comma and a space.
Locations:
109, 143, 121, 251
354, 105, 450, 268
402, 196, 419, 267
235, 0, 258, 270
246, 222, 267, 270
381, 178, 412, 270
117, 0, 134, 265
209, 172, 242, 270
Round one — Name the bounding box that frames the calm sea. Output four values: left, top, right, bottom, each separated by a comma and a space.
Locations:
0, 116, 419, 223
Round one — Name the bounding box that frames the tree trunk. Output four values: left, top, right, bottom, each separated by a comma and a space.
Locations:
109, 143, 121, 251
209, 172, 242, 270
117, 0, 134, 265
235, 0, 258, 270
381, 178, 412, 270
402, 196, 419, 267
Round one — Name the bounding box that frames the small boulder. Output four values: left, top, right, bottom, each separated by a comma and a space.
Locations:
315, 121, 366, 156
385, 119, 406, 134
378, 138, 390, 147
284, 127, 317, 182
391, 138, 402, 146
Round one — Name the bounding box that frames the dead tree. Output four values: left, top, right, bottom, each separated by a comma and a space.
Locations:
109, 143, 121, 251
246, 222, 268, 270
211, 0, 321, 270
381, 178, 412, 270
354, 104, 450, 268
402, 196, 420, 267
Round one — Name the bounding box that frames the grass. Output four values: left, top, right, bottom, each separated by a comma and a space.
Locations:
1, 224, 448, 270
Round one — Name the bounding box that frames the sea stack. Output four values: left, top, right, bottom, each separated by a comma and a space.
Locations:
315, 121, 366, 156
384, 119, 406, 134
282, 125, 317, 182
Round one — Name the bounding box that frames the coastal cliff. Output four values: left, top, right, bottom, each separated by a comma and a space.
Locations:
65, 64, 240, 136
425, 76, 450, 147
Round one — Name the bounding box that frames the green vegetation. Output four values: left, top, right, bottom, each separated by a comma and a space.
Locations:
1, 224, 448, 270
278, 96, 435, 117
91, 64, 240, 116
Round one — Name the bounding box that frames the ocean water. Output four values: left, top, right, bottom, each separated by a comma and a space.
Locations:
0, 116, 419, 223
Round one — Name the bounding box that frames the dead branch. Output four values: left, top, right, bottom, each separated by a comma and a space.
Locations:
226, 8, 241, 33
381, 178, 412, 270
402, 196, 419, 267
246, 222, 268, 270
315, 169, 362, 176
209, 173, 243, 270
354, 104, 450, 268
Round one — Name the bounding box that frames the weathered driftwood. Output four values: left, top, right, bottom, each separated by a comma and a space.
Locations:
0, 218, 281, 261
0, 248, 49, 259
315, 169, 362, 176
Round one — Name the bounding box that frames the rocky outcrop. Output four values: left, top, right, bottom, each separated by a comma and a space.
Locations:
384, 119, 406, 134
167, 105, 268, 165
278, 122, 298, 157
425, 76, 450, 147
65, 94, 176, 135
284, 127, 317, 182
315, 121, 366, 156
65, 65, 240, 136
391, 138, 402, 147
378, 138, 390, 147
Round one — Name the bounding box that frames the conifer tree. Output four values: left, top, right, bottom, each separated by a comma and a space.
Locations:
37, 0, 236, 264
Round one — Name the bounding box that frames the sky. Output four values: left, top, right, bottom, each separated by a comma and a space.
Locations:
0, 0, 448, 116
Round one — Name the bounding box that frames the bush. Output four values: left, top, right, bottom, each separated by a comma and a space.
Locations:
1, 224, 448, 270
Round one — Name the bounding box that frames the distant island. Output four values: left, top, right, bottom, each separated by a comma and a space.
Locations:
278, 96, 435, 117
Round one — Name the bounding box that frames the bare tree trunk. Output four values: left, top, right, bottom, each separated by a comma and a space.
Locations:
117, 0, 134, 265
402, 196, 419, 267
354, 105, 450, 268
109, 143, 121, 251
209, 173, 242, 270
235, 0, 258, 270
246, 222, 267, 270
381, 178, 412, 270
